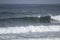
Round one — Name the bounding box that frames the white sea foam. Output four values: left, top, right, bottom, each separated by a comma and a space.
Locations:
0, 25, 60, 34
51, 15, 60, 21
9, 38, 60, 40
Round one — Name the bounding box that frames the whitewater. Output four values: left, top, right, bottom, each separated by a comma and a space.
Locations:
0, 4, 60, 40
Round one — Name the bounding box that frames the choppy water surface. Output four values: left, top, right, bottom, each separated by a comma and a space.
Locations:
0, 4, 60, 40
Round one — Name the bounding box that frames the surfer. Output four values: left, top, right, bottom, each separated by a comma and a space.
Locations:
39, 16, 51, 23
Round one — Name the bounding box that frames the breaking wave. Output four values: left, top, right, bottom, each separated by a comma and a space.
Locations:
0, 15, 60, 34
51, 15, 60, 21
0, 15, 60, 23
0, 25, 60, 34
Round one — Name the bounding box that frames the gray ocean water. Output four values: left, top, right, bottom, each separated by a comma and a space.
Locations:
0, 4, 60, 40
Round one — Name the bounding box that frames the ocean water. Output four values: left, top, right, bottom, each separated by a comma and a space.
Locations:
0, 4, 60, 40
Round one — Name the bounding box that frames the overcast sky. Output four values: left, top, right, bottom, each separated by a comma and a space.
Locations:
0, 0, 60, 4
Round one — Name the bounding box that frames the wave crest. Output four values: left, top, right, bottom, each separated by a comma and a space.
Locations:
0, 15, 60, 23
0, 15, 51, 23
